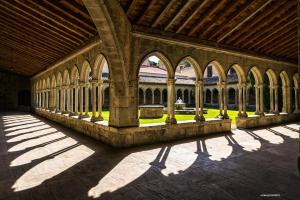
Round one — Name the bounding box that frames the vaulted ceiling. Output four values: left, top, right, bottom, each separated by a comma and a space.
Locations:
0, 0, 297, 76
120, 0, 298, 64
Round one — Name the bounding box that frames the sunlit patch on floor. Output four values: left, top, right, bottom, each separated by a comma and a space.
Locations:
250, 129, 284, 144
269, 126, 298, 139
12, 145, 94, 191
7, 128, 57, 143
5, 124, 50, 137
230, 129, 261, 152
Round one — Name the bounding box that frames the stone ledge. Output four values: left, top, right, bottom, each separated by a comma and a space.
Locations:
35, 109, 231, 147
236, 113, 300, 129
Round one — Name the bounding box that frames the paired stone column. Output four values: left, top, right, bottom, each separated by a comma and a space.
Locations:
223, 82, 229, 119
45, 90, 49, 109
84, 83, 89, 117
259, 84, 264, 115
194, 80, 205, 122
56, 87, 60, 112
218, 83, 223, 117
97, 80, 104, 121
165, 79, 177, 124
91, 80, 98, 122
238, 85, 243, 117
160, 89, 163, 105
79, 83, 84, 118
274, 85, 279, 114
61, 86, 65, 113
270, 86, 274, 113
70, 86, 73, 114
282, 86, 287, 113
242, 83, 247, 117
74, 85, 79, 115
294, 87, 299, 112
66, 87, 70, 113
255, 85, 260, 115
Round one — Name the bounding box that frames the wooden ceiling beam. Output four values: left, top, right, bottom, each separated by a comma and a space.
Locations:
248, 16, 296, 50
137, 0, 157, 25
202, 0, 242, 39
217, 0, 273, 43
0, 21, 73, 54
0, 3, 81, 46
0, 12, 75, 51
188, 0, 226, 37
254, 25, 297, 52
15, 0, 88, 38
165, 0, 196, 31
234, 1, 295, 47
126, 0, 139, 15
42, 0, 96, 32
264, 37, 296, 55
61, 0, 91, 20
151, 0, 176, 28
208, 0, 257, 40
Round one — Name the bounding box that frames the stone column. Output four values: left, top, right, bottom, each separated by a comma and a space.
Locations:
223, 82, 229, 119
165, 79, 177, 124
70, 86, 73, 113
235, 88, 238, 108
242, 83, 247, 117
274, 85, 279, 114
84, 83, 89, 117
66, 87, 70, 113
218, 83, 223, 117
56, 87, 60, 112
143, 90, 146, 105
286, 86, 291, 113
211, 90, 213, 106
91, 80, 98, 122
238, 85, 243, 117
152, 89, 154, 104
45, 90, 49, 109
199, 80, 205, 121
282, 86, 286, 113
294, 87, 299, 112
61, 86, 65, 113
270, 86, 274, 113
160, 89, 163, 105
97, 80, 104, 120
255, 85, 260, 115
194, 81, 200, 121
79, 84, 84, 118
74, 85, 79, 115
259, 84, 264, 115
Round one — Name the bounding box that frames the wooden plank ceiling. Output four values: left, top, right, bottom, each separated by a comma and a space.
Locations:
0, 0, 97, 76
120, 0, 298, 64
0, 0, 297, 76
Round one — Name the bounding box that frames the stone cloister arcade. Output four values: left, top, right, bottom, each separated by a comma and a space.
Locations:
30, 0, 299, 147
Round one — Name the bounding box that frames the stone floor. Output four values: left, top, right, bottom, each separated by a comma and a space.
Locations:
0, 112, 299, 200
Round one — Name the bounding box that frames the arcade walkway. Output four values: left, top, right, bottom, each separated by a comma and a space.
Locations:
0, 112, 299, 200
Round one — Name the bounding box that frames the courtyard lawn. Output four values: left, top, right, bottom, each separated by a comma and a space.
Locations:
89, 109, 255, 125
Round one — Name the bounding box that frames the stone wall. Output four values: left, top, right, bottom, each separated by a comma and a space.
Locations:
0, 71, 30, 111
36, 109, 231, 147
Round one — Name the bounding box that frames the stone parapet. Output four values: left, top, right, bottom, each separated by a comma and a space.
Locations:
35, 108, 231, 147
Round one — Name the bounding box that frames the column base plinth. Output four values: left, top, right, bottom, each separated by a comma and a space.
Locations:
79, 114, 89, 119
223, 113, 229, 119
194, 115, 205, 122
165, 117, 177, 124
91, 115, 103, 122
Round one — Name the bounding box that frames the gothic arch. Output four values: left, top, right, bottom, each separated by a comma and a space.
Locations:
63, 69, 70, 86
70, 65, 80, 85
228, 64, 246, 84
138, 51, 174, 79
248, 66, 263, 85
80, 60, 92, 83
265, 69, 277, 86
93, 54, 109, 80
56, 72, 63, 87
176, 56, 203, 80
205, 60, 226, 83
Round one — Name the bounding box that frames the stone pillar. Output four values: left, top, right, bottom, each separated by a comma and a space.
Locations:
286, 86, 291, 113
84, 83, 89, 117
56, 87, 60, 112
223, 82, 229, 119
165, 79, 177, 124
255, 85, 260, 115
74, 86, 79, 115
97, 80, 104, 120
61, 87, 65, 113
70, 86, 73, 113
79, 84, 84, 118
274, 85, 279, 114
66, 87, 70, 113
199, 80, 205, 121
238, 85, 243, 117
143, 90, 146, 105
242, 83, 247, 117
218, 83, 223, 117
259, 84, 264, 115
270, 86, 274, 113
194, 81, 200, 121
160, 89, 163, 105
282, 86, 286, 113
45, 91, 49, 109
91, 80, 98, 122
211, 90, 213, 106
294, 87, 299, 112
152, 89, 154, 104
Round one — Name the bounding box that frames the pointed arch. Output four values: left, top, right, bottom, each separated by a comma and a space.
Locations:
63, 69, 70, 86
205, 60, 226, 82
46, 77, 50, 89
56, 72, 63, 87
80, 60, 92, 82
265, 69, 277, 86
70, 65, 80, 85
176, 56, 202, 80
93, 54, 109, 80
248, 66, 263, 85
229, 64, 246, 84
139, 51, 174, 79
51, 74, 56, 88
42, 79, 46, 90
293, 73, 299, 89
279, 71, 290, 87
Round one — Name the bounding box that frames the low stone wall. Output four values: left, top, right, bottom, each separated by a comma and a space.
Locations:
35, 109, 231, 147
236, 113, 300, 129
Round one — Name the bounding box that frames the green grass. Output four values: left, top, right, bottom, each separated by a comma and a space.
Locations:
89, 109, 255, 125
